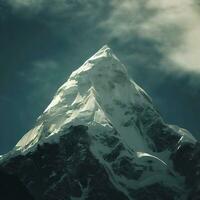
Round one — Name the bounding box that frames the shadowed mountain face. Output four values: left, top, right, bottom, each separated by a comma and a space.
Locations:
0, 169, 34, 200
0, 46, 199, 200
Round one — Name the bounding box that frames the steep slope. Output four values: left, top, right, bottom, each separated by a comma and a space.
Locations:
0, 45, 198, 200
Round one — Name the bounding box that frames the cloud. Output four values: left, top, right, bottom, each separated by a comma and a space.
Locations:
17, 59, 65, 102
145, 0, 200, 72
7, 0, 110, 20
8, 0, 200, 74
5, 0, 200, 96
100, 0, 200, 72
7, 0, 44, 13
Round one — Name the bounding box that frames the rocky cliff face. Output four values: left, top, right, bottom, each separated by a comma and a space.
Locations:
0, 46, 199, 200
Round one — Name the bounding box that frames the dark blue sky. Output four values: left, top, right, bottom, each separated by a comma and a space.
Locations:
0, 0, 200, 154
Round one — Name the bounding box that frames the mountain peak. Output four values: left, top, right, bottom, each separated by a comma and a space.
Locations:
10, 46, 195, 155
92, 44, 113, 57
96, 44, 111, 52
0, 46, 198, 200
70, 45, 127, 80
12, 46, 152, 153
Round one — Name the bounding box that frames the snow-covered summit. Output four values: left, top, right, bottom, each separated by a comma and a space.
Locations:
14, 45, 151, 152
45, 44, 151, 114
14, 45, 195, 155
69, 45, 127, 77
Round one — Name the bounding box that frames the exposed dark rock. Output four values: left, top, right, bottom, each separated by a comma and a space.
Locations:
0, 169, 34, 200
103, 143, 125, 162
112, 156, 143, 180
0, 126, 128, 200
172, 142, 200, 199
129, 183, 179, 200
145, 120, 180, 152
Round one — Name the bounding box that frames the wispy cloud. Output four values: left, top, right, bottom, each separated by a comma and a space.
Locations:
7, 0, 109, 19
144, 0, 200, 72
101, 0, 200, 72
6, 0, 200, 80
